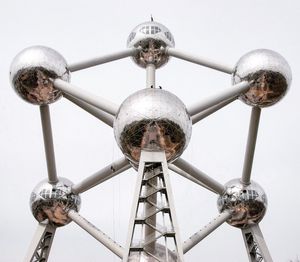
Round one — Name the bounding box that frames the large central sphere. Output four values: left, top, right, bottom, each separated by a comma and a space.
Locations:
30, 178, 81, 227
114, 88, 192, 165
217, 179, 267, 228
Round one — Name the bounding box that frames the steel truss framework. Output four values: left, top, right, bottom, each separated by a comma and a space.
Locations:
124, 150, 184, 261
13, 24, 287, 262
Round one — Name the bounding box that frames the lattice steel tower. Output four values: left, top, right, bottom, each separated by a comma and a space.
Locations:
10, 20, 291, 262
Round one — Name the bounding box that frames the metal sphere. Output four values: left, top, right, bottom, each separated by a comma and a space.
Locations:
10, 45, 70, 105
217, 179, 267, 228
128, 243, 177, 261
114, 88, 192, 166
127, 21, 175, 68
30, 178, 81, 227
232, 49, 292, 107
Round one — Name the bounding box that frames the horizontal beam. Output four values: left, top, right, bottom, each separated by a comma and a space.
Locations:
68, 210, 124, 258
63, 93, 114, 127
68, 49, 137, 72
241, 107, 261, 185
173, 158, 225, 195
53, 79, 119, 115
192, 96, 237, 125
183, 210, 232, 254
188, 81, 250, 117
167, 48, 233, 74
71, 157, 131, 194
40, 105, 58, 184
168, 164, 217, 194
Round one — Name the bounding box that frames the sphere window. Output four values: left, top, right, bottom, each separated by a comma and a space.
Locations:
140, 26, 149, 34
140, 26, 161, 35
128, 32, 136, 43
40, 189, 51, 199
165, 32, 172, 41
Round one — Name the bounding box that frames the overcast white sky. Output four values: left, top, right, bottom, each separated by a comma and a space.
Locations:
1, 0, 300, 261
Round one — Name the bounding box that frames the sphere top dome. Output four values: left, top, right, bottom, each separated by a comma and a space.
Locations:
127, 21, 175, 68
127, 20, 175, 48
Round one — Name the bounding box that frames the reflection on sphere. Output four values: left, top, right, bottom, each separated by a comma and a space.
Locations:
10, 45, 70, 105
217, 179, 267, 228
114, 88, 192, 166
127, 21, 175, 68
30, 178, 80, 227
232, 49, 292, 107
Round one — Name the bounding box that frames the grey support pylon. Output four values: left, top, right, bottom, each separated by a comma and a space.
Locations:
242, 224, 273, 262
123, 150, 184, 261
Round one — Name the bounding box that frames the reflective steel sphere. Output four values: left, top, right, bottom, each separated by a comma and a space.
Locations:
128, 243, 177, 261
217, 179, 267, 228
127, 21, 175, 68
30, 178, 81, 227
232, 49, 292, 107
10, 46, 70, 105
114, 88, 192, 165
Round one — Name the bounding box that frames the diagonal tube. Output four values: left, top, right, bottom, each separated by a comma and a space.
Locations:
168, 164, 218, 194
187, 81, 251, 117
40, 105, 58, 184
183, 210, 232, 254
53, 79, 119, 115
68, 49, 137, 72
173, 158, 225, 195
241, 107, 261, 185
167, 48, 234, 74
68, 210, 124, 258
71, 157, 131, 194
192, 96, 237, 125
63, 93, 114, 127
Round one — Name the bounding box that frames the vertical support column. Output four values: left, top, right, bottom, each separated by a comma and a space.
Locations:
242, 224, 273, 262
145, 62, 157, 250
241, 107, 261, 185
40, 105, 58, 184
123, 150, 184, 261
24, 223, 56, 262
146, 64, 156, 88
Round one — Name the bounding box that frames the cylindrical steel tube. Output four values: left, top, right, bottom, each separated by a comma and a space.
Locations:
174, 158, 225, 195
183, 210, 232, 253
53, 79, 118, 115
71, 157, 130, 194
68, 210, 124, 258
241, 107, 261, 185
40, 105, 58, 184
68, 49, 136, 72
167, 48, 233, 74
